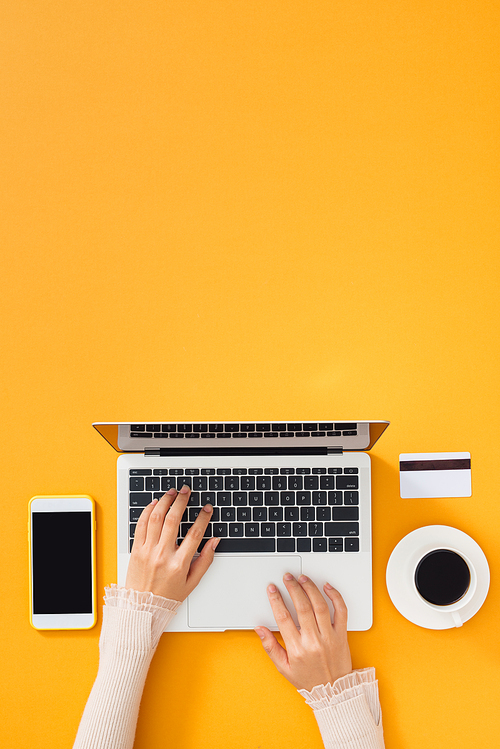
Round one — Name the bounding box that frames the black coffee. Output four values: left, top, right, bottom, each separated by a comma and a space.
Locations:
415, 550, 470, 606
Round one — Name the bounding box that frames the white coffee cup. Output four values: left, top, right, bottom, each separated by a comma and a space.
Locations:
411, 546, 477, 627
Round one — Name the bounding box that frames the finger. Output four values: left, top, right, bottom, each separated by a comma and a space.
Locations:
266, 584, 300, 646
254, 627, 289, 674
282, 573, 319, 635
296, 575, 334, 637
323, 583, 349, 631
133, 498, 159, 547
157, 485, 191, 544
145, 489, 178, 546
185, 536, 220, 593
176, 503, 214, 561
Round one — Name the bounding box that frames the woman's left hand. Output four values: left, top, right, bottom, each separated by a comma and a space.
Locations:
125, 485, 219, 601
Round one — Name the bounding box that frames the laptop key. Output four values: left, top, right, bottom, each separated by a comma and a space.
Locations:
215, 538, 275, 552
312, 491, 327, 505
296, 491, 311, 505
130, 493, 152, 507
264, 492, 280, 505
329, 543, 344, 552
130, 507, 145, 522
325, 522, 359, 536
345, 538, 360, 552
297, 537, 311, 552
336, 476, 359, 490
300, 507, 315, 521
277, 523, 291, 536
241, 476, 255, 490
225, 475, 239, 490
145, 477, 160, 492
245, 523, 260, 537
261, 523, 276, 536
313, 538, 327, 552
248, 492, 264, 506
320, 476, 335, 490
253, 507, 267, 521
344, 491, 359, 505
304, 476, 319, 490
308, 522, 323, 536
278, 538, 295, 552
161, 476, 177, 491
328, 491, 343, 505
280, 492, 295, 506
332, 507, 359, 521
233, 492, 248, 506
272, 476, 287, 490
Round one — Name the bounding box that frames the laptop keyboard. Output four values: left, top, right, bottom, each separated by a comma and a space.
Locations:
129, 466, 360, 554
128, 422, 358, 439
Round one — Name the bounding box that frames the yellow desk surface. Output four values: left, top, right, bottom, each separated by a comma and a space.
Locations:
1, 1, 498, 746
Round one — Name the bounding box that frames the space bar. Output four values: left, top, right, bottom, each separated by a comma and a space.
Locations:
215, 538, 276, 553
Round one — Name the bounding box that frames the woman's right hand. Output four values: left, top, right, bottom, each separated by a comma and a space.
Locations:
255, 574, 353, 692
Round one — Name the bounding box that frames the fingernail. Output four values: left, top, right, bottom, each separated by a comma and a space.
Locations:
324, 582, 333, 589
284, 572, 294, 581
254, 627, 265, 639
167, 488, 177, 495
212, 537, 220, 550
203, 503, 213, 512
268, 584, 277, 593
298, 574, 308, 583
180, 484, 190, 493
151, 498, 159, 505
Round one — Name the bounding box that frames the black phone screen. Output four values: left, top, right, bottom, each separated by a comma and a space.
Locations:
32, 512, 93, 614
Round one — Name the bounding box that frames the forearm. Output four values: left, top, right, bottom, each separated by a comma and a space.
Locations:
299, 669, 385, 749
73, 587, 180, 749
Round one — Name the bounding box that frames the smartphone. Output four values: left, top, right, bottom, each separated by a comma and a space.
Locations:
28, 495, 97, 630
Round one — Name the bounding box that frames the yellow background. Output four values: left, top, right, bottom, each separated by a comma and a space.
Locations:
1, 0, 498, 746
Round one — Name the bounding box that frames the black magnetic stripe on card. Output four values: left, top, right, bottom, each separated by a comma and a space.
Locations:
399, 459, 471, 472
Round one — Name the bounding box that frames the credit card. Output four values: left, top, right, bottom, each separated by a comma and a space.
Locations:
399, 452, 472, 498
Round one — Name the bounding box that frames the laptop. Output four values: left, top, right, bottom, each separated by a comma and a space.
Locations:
93, 420, 389, 632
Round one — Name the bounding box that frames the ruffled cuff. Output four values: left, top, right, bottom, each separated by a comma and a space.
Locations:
104, 585, 182, 648
298, 668, 381, 726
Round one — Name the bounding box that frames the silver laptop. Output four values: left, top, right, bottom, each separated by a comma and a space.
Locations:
93, 420, 389, 632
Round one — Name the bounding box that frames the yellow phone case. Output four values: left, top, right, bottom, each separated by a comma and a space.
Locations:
28, 495, 97, 630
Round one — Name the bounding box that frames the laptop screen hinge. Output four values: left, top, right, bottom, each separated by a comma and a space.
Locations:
144, 446, 339, 458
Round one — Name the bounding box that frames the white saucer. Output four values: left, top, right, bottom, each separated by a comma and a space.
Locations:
386, 525, 490, 629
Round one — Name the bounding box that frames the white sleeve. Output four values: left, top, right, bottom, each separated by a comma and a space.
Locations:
72, 586, 181, 749
298, 668, 385, 749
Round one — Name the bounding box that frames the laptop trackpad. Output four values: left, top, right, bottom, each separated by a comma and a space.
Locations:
187, 555, 302, 630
